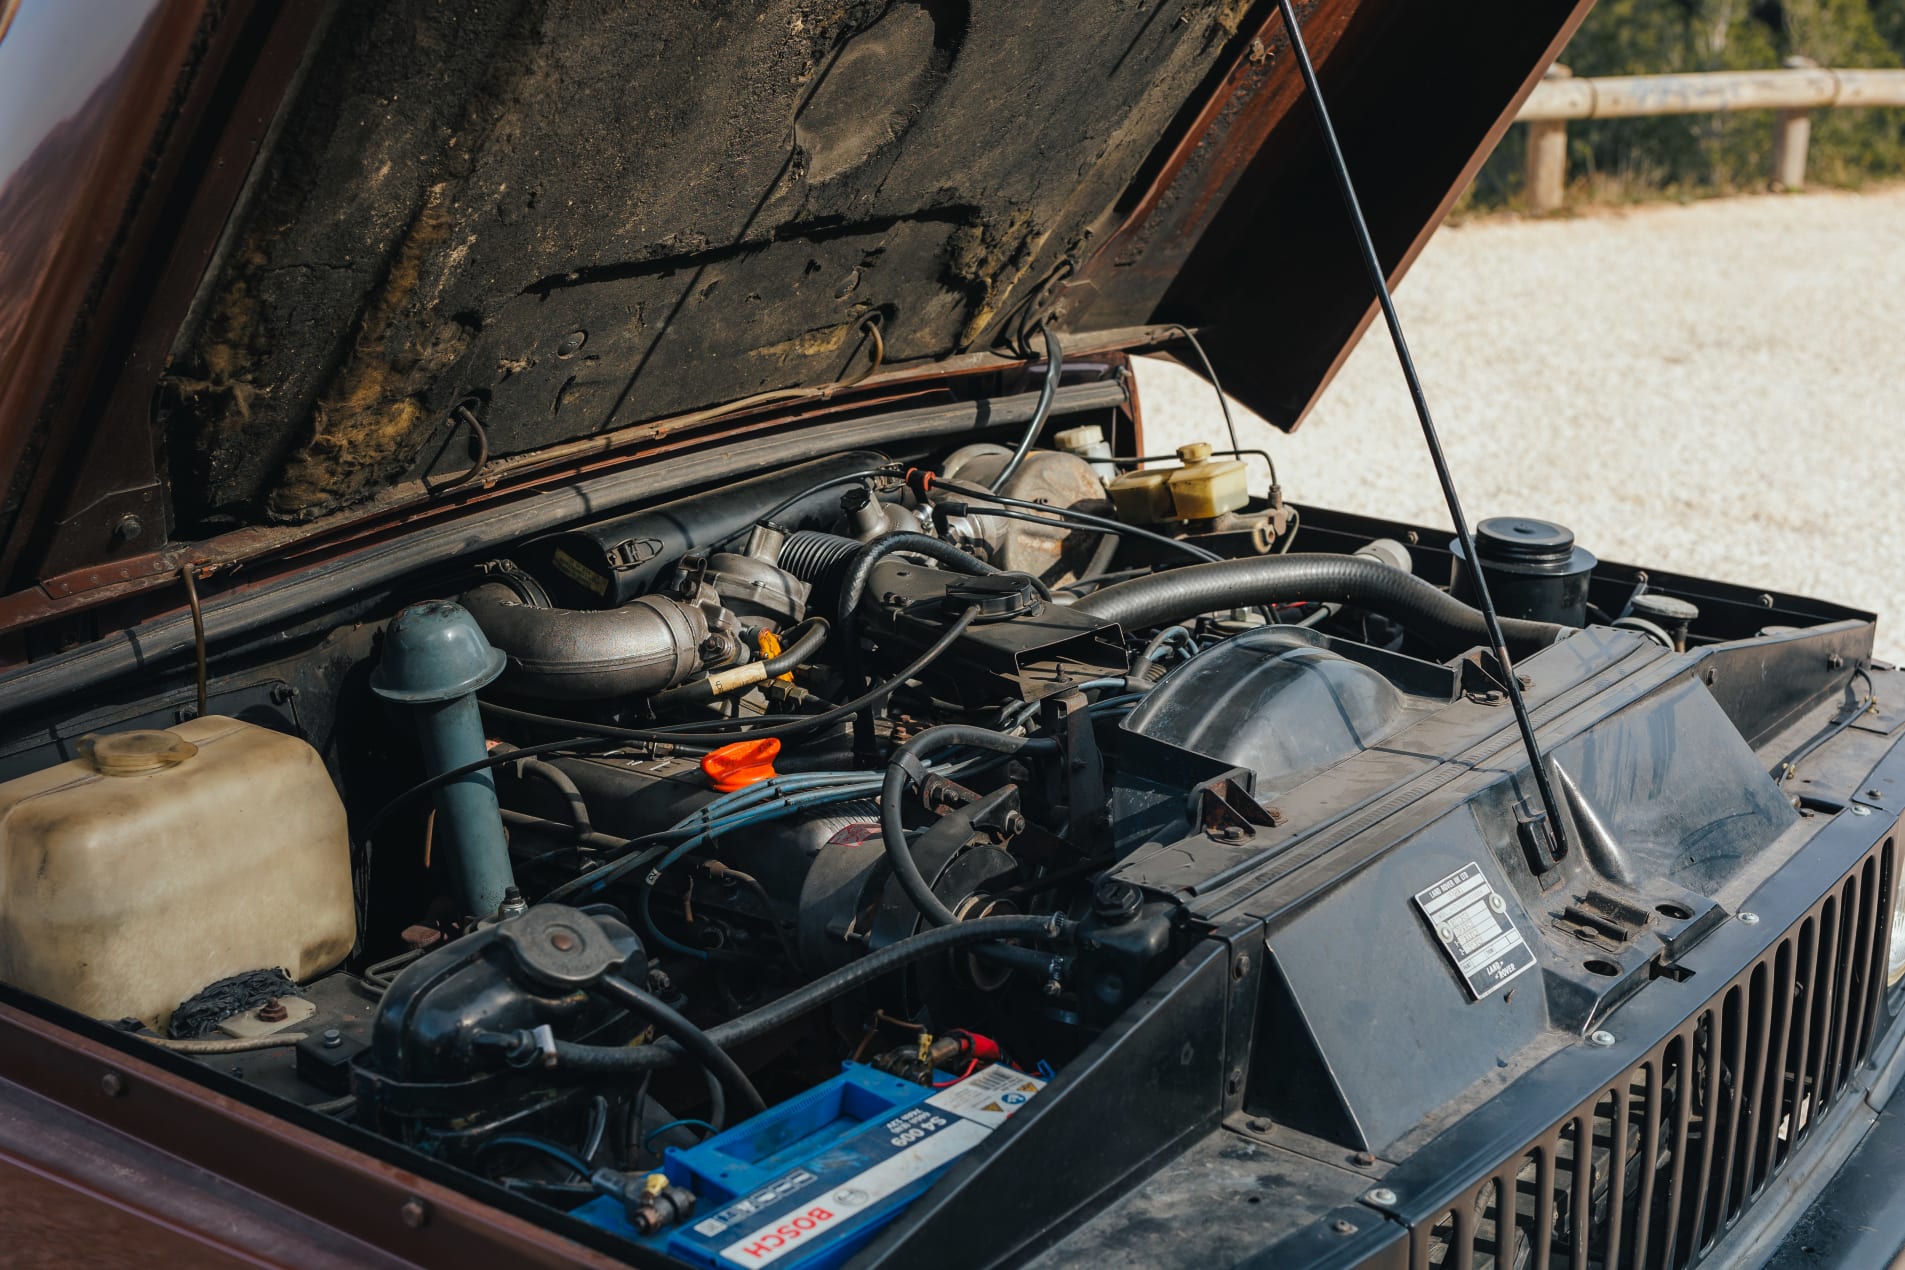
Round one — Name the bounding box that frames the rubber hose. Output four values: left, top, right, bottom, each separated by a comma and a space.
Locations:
590, 975, 766, 1116
519, 758, 593, 837
545, 913, 1072, 1073
835, 532, 1001, 634
777, 530, 862, 607
881, 726, 1060, 926
759, 616, 830, 678
461, 581, 709, 700
649, 616, 830, 711
1071, 553, 1565, 656
990, 325, 1063, 492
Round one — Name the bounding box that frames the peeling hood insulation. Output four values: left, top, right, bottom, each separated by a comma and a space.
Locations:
0, 0, 1590, 591
172, 0, 1245, 524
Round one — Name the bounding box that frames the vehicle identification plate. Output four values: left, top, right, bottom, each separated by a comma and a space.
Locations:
1414, 861, 1536, 1000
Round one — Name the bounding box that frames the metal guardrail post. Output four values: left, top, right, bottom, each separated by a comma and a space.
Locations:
1525, 65, 1572, 212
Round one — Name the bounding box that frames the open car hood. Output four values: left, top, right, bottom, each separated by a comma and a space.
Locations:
0, 0, 1590, 621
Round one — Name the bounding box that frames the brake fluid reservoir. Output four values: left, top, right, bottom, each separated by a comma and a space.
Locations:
1165, 442, 1249, 520
0, 716, 355, 1029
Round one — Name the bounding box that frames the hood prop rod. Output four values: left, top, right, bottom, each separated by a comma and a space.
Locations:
1274, 0, 1565, 863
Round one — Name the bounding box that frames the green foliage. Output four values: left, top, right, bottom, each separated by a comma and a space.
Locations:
1473, 0, 1905, 206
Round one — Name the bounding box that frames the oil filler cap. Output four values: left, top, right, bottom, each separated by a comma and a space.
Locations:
701, 737, 780, 792
77, 729, 199, 776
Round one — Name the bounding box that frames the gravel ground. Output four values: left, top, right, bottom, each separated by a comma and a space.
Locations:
1135, 184, 1905, 662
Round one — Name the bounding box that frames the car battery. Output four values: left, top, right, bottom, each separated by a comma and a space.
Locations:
573, 1061, 1045, 1269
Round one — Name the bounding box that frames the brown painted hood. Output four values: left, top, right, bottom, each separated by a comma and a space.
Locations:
0, 0, 1588, 627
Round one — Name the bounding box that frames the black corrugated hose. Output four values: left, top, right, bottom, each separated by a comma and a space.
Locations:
1070, 553, 1565, 657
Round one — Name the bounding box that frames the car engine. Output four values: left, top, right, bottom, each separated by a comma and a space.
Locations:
0, 400, 1887, 1267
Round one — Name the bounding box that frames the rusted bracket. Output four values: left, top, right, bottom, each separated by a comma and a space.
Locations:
1191, 771, 1284, 843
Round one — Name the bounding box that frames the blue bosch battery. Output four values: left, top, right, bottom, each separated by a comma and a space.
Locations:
573, 1061, 1044, 1269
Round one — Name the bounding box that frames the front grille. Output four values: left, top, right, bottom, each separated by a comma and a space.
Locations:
1417, 834, 1895, 1270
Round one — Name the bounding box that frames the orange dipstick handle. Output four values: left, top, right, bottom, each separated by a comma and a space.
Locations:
700, 736, 781, 792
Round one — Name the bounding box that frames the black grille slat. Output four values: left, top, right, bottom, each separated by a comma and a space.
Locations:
1658, 1030, 1695, 1267
1685, 1003, 1721, 1258
1416, 836, 1895, 1270
1531, 1145, 1556, 1270
1627, 1060, 1664, 1270
1601, 1085, 1631, 1270
1720, 964, 1770, 1224
1693, 986, 1744, 1254
1746, 940, 1794, 1197
1782, 915, 1821, 1166
1803, 894, 1840, 1147
1566, 1113, 1591, 1270
1864, 848, 1896, 1063
1844, 857, 1881, 1083
1817, 886, 1853, 1118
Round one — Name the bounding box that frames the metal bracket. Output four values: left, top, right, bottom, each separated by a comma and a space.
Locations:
1040, 689, 1106, 843
1191, 771, 1285, 843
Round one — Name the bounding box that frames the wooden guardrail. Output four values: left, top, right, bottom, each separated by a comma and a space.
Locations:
1514, 60, 1905, 211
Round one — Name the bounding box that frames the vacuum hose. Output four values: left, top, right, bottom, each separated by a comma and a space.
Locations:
1071, 553, 1566, 656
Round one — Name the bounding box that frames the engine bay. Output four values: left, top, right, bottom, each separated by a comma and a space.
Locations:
0, 375, 1889, 1267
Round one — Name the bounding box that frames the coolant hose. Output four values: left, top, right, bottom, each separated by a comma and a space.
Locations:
590, 974, 765, 1116
540, 913, 1073, 1074
882, 726, 1060, 926
1071, 553, 1566, 656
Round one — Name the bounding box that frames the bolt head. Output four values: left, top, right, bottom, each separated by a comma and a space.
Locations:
399, 1197, 429, 1229
100, 1072, 125, 1098
1352, 1150, 1377, 1167
112, 514, 142, 543
555, 329, 587, 358
1852, 804, 1874, 817
1588, 1029, 1617, 1048
1226, 1067, 1244, 1095
1331, 1218, 1359, 1235
1246, 1117, 1273, 1133
1738, 911, 1760, 925
322, 1028, 344, 1049
1365, 1187, 1398, 1206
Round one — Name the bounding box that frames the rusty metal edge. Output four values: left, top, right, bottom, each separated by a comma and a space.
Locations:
0, 997, 641, 1267
0, 325, 1165, 638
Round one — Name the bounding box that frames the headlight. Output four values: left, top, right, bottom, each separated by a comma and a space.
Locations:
1889, 879, 1905, 987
